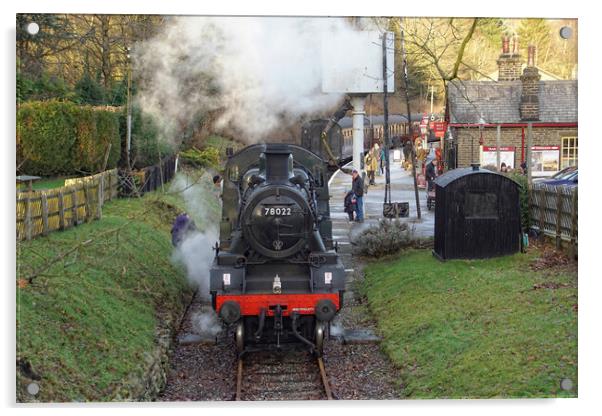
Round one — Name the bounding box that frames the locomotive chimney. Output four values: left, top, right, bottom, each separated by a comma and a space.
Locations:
262, 144, 294, 183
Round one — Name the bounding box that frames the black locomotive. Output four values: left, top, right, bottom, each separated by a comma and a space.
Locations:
210, 143, 345, 355
301, 119, 353, 168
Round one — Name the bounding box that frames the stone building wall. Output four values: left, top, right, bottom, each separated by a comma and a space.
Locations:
454, 126, 578, 169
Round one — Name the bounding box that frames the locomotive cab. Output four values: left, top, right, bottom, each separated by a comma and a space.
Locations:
210, 144, 345, 355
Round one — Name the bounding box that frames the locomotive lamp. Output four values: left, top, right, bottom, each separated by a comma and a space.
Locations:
222, 273, 231, 288
273, 274, 282, 294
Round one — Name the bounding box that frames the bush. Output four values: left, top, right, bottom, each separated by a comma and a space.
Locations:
508, 172, 530, 230
352, 219, 430, 258
179, 147, 220, 170
93, 110, 121, 170
17, 100, 121, 176
74, 72, 106, 105
118, 106, 173, 169
17, 100, 78, 176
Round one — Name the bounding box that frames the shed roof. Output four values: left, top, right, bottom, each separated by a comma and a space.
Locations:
434, 167, 520, 188
337, 113, 423, 129
447, 79, 578, 124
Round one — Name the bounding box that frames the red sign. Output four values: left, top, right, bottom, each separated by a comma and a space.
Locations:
483, 146, 516, 152
433, 122, 448, 138
532, 146, 560, 151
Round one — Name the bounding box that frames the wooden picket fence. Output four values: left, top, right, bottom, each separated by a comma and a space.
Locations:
16, 169, 119, 241
119, 155, 177, 196
529, 183, 578, 255
17, 156, 178, 241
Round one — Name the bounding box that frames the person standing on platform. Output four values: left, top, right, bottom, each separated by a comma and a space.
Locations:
425, 158, 438, 194
343, 189, 355, 222
351, 169, 364, 223
365, 146, 378, 186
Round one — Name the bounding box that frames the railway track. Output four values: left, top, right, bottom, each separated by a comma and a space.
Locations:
235, 348, 333, 401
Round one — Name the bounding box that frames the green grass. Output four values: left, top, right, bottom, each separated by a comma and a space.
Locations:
16, 189, 193, 401
362, 249, 577, 399
18, 177, 68, 191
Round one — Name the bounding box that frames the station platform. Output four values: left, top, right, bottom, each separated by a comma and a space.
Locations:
328, 152, 435, 242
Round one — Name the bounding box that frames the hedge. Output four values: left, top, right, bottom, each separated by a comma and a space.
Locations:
17, 100, 121, 176
508, 172, 531, 230
118, 106, 173, 169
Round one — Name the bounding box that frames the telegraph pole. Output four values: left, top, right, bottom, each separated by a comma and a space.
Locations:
382, 32, 391, 206
126, 46, 133, 171
400, 21, 421, 219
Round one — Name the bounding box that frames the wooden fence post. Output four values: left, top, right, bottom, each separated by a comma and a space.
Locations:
98, 176, 104, 219
107, 172, 112, 201
16, 194, 19, 240
25, 192, 32, 241
41, 193, 49, 236
539, 187, 546, 234
570, 188, 578, 258
555, 186, 563, 248
83, 183, 90, 222
58, 190, 65, 230
72, 188, 79, 225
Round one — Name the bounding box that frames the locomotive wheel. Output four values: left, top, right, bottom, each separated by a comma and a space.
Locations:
315, 321, 325, 355
235, 322, 244, 353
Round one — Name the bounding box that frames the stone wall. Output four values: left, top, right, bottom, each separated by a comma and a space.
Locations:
453, 126, 578, 169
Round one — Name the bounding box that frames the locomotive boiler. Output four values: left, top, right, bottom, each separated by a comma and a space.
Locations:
210, 143, 345, 355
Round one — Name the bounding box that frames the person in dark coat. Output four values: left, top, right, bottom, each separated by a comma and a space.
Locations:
351, 169, 364, 222
380, 146, 386, 175
425, 158, 438, 192
171, 213, 197, 247
343, 190, 355, 221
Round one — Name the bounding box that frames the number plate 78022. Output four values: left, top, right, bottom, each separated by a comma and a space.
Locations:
263, 206, 292, 216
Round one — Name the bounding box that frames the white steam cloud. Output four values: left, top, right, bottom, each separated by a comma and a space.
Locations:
191, 309, 222, 338
330, 322, 345, 337
170, 172, 220, 301
134, 16, 357, 144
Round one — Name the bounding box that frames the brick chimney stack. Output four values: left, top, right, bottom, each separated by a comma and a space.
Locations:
497, 35, 522, 81
520, 45, 541, 121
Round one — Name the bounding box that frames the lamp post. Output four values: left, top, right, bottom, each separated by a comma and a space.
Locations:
478, 116, 485, 166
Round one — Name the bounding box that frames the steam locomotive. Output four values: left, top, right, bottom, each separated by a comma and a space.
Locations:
210, 143, 345, 355
301, 115, 419, 168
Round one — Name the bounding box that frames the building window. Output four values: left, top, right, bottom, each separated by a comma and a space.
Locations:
561, 136, 578, 169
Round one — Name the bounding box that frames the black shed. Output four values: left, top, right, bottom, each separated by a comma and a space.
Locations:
433, 165, 521, 260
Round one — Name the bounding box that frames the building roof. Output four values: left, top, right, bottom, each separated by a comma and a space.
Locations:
484, 64, 564, 81
434, 166, 520, 188
338, 113, 423, 129
447, 79, 578, 124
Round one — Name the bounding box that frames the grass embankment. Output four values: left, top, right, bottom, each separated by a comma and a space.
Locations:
362, 249, 577, 399
16, 185, 195, 401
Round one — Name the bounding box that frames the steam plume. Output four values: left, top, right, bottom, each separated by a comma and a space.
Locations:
169, 172, 219, 301
134, 16, 357, 145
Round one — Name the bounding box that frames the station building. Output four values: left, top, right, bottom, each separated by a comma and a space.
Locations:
446, 38, 577, 175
